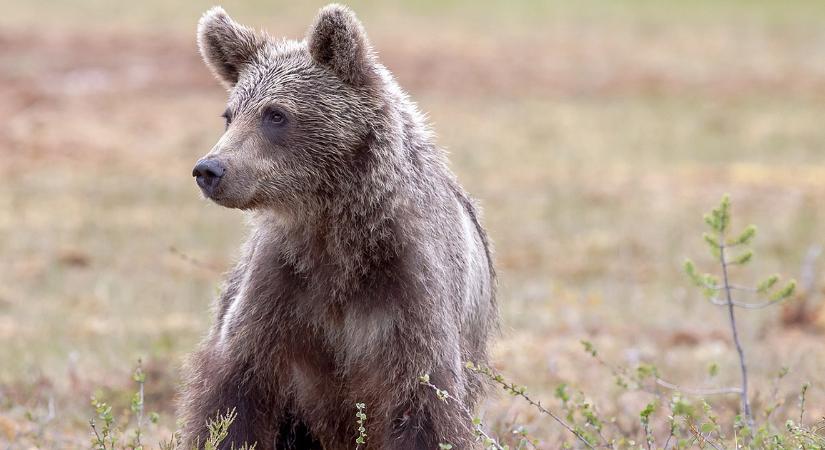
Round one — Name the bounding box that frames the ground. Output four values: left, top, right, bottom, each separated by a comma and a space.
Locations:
1, 0, 824, 448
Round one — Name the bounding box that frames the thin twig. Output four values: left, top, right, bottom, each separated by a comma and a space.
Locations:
708, 296, 788, 310
799, 383, 810, 426
688, 423, 724, 450
419, 378, 505, 450
468, 365, 597, 449
135, 365, 145, 448
706, 284, 757, 293
764, 368, 788, 424
733, 424, 738, 450
663, 428, 674, 450
718, 240, 754, 430
90, 420, 104, 449
654, 378, 742, 396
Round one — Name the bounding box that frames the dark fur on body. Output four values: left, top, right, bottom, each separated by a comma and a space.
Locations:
179, 4, 497, 449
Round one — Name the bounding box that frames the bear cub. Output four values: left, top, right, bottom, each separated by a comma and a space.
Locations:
180, 4, 497, 449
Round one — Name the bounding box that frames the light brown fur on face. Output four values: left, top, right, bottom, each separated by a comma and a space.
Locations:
180, 4, 497, 449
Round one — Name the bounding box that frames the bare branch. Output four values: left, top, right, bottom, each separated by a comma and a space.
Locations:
704, 284, 757, 293
718, 240, 754, 430
654, 378, 742, 396
708, 296, 789, 309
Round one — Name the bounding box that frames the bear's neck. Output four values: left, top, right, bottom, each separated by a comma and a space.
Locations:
251, 96, 437, 295
248, 185, 407, 297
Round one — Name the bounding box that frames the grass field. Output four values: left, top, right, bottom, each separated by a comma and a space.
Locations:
1, 0, 824, 447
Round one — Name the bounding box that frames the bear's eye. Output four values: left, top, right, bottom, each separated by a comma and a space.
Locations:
221, 108, 233, 130
262, 107, 287, 127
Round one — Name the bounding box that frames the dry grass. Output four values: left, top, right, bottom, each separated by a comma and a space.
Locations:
1, 0, 824, 447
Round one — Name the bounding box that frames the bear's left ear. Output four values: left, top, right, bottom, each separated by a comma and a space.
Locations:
307, 4, 376, 86
198, 7, 268, 89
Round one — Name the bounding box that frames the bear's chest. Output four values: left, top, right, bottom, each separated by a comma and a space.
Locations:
216, 257, 320, 351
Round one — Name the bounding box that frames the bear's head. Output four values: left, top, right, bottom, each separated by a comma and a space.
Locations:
193, 4, 391, 211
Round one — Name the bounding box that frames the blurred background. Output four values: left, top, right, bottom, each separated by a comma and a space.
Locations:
1, 0, 824, 447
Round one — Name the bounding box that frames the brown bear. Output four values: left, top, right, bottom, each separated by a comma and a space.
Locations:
179, 4, 497, 449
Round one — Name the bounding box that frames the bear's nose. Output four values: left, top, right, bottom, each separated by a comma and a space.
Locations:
192, 159, 226, 196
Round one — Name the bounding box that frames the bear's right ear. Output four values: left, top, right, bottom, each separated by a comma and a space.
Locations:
197, 7, 268, 89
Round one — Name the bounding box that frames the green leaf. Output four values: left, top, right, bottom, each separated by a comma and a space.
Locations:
731, 250, 753, 265
671, 396, 695, 418
636, 363, 658, 380
708, 362, 719, 377
770, 280, 796, 301
718, 194, 731, 232
555, 384, 570, 403
581, 340, 597, 357
731, 224, 757, 245
699, 273, 720, 298
684, 259, 703, 286
703, 233, 720, 250
639, 402, 656, 422
757, 274, 779, 294
703, 213, 718, 231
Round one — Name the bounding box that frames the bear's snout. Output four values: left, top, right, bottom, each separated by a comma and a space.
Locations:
192, 159, 225, 197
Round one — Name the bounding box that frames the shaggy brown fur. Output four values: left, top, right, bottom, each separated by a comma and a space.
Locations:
179, 4, 497, 449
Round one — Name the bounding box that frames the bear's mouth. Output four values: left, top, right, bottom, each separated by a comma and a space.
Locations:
202, 189, 233, 207
200, 185, 256, 210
